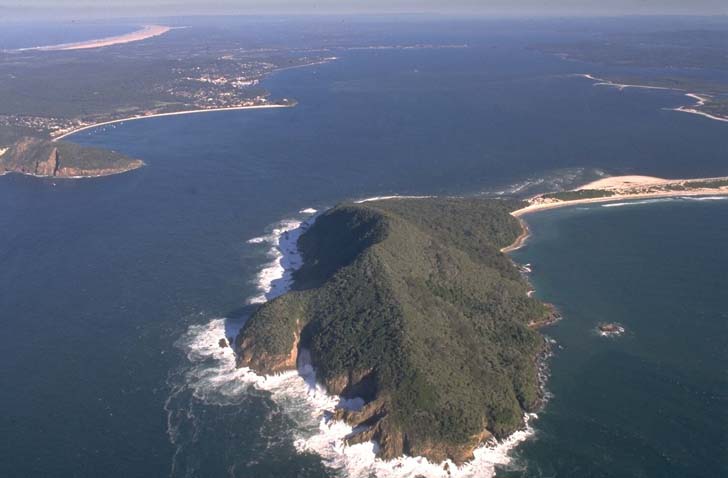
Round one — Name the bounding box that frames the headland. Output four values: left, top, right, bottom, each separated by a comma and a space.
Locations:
235, 197, 554, 465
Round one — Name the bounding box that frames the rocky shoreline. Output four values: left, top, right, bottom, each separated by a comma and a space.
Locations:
234, 198, 554, 465
0, 137, 143, 179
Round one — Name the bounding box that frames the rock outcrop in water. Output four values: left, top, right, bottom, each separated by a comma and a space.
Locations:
236, 198, 551, 464
0, 137, 143, 178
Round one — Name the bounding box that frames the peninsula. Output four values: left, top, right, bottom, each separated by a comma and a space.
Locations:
0, 137, 143, 178
511, 175, 728, 217
20, 25, 172, 52
0, 22, 335, 178
236, 198, 554, 464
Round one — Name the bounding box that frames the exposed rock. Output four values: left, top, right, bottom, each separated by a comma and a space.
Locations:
334, 396, 492, 465
529, 303, 562, 328
0, 137, 143, 178
598, 322, 625, 337
324, 368, 377, 400
236, 319, 301, 374
235, 199, 549, 464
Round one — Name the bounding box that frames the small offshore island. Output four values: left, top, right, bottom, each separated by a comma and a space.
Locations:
0, 137, 143, 178
236, 197, 556, 464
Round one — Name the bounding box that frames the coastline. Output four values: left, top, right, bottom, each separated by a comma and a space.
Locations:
501, 175, 728, 253
0, 161, 144, 180
500, 217, 531, 253
175, 204, 542, 478
19, 25, 172, 52
511, 188, 728, 217
577, 73, 678, 92
52, 104, 293, 142
577, 73, 728, 123
253, 207, 539, 477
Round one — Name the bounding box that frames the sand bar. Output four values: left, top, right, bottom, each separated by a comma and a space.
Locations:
52, 104, 293, 142
512, 175, 728, 217
20, 25, 171, 52
502, 175, 728, 252
578, 74, 728, 123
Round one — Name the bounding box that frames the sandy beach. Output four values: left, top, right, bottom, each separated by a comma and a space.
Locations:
501, 218, 531, 253
52, 104, 293, 142
577, 73, 677, 92
513, 188, 728, 217
21, 25, 172, 52
501, 174, 728, 252
512, 175, 728, 217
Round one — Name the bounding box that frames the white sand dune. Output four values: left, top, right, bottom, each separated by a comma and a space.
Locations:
510, 175, 728, 218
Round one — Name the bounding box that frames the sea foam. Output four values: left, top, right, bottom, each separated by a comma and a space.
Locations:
172, 207, 535, 477
602, 198, 677, 208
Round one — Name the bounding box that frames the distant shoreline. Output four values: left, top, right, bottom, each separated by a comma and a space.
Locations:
577, 73, 728, 124
18, 25, 172, 52
52, 104, 293, 142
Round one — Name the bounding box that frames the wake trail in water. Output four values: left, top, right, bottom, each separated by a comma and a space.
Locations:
168, 205, 536, 477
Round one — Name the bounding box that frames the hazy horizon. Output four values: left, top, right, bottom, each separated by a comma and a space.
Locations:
2, 0, 728, 21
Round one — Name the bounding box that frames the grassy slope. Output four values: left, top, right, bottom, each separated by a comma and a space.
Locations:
237, 198, 550, 456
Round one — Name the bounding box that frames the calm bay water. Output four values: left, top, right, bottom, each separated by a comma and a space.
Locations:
510, 199, 728, 477
1, 18, 727, 478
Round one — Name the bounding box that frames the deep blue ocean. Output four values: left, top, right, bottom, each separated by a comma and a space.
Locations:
1, 17, 726, 478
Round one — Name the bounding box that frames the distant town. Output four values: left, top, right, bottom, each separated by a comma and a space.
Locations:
0, 25, 337, 145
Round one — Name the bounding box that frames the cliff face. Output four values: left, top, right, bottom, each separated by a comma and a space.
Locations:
236, 198, 550, 465
237, 319, 301, 375
0, 137, 143, 178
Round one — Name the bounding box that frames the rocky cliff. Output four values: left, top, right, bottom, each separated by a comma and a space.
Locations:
236, 198, 551, 464
0, 137, 143, 178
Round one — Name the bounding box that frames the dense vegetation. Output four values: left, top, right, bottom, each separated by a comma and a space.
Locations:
543, 189, 615, 201
0, 137, 142, 177
237, 198, 551, 461
683, 179, 728, 189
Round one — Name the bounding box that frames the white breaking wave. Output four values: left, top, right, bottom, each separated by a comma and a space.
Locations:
295, 412, 536, 478
602, 198, 677, 208
172, 208, 536, 477
602, 196, 728, 208
684, 196, 728, 202
245, 217, 310, 304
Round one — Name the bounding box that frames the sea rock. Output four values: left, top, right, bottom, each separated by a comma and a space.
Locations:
598, 322, 625, 337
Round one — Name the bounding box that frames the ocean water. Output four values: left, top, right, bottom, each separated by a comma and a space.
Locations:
1, 17, 728, 478
509, 198, 728, 478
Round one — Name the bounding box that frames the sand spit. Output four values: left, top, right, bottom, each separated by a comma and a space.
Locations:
577, 74, 728, 123
510, 175, 728, 218
20, 25, 172, 52
52, 104, 292, 142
